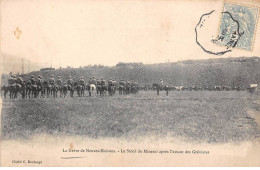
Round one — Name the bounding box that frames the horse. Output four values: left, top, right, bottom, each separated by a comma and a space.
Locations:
88, 84, 96, 97
25, 82, 32, 98
125, 83, 131, 94
74, 82, 85, 97
119, 85, 125, 95
30, 83, 38, 98
131, 83, 139, 94
56, 84, 63, 97
1, 85, 9, 99
108, 84, 116, 96
52, 84, 59, 98
152, 83, 169, 96
99, 85, 107, 96
68, 84, 75, 97
62, 84, 68, 97
96, 84, 102, 96
8, 83, 24, 99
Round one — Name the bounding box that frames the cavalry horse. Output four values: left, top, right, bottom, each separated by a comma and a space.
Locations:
119, 84, 125, 95
88, 84, 96, 97
74, 82, 85, 97
152, 83, 169, 96
68, 83, 75, 97
1, 85, 9, 99
108, 84, 116, 96
9, 83, 25, 99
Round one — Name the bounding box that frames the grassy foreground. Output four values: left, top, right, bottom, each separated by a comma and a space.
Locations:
1, 91, 260, 143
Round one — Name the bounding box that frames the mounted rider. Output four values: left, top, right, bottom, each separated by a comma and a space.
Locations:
16, 74, 24, 85
49, 75, 55, 87
57, 76, 62, 85
67, 76, 74, 90
96, 78, 101, 86
37, 75, 43, 84
119, 79, 125, 86
79, 76, 85, 86
108, 78, 113, 86
160, 79, 164, 88
112, 79, 117, 87
30, 75, 36, 85
12, 75, 17, 84
8, 74, 14, 85
101, 77, 106, 86
67, 76, 74, 86
92, 76, 97, 85
56, 76, 62, 90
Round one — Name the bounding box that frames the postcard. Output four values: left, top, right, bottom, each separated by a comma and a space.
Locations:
0, 0, 260, 167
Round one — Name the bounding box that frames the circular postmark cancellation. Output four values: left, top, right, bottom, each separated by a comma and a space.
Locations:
195, 1, 259, 55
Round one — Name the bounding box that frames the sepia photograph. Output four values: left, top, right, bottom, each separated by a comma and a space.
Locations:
0, 0, 260, 167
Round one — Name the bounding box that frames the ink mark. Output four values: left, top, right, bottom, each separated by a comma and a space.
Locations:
195, 10, 232, 55
14, 27, 22, 39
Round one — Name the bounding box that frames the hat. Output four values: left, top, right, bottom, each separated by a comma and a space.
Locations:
31, 75, 34, 77
51, 75, 54, 77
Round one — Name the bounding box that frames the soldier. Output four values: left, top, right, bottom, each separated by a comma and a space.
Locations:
126, 79, 131, 86
30, 75, 36, 85
96, 78, 101, 86
16, 74, 24, 85
37, 75, 43, 85
57, 76, 62, 86
160, 79, 164, 86
108, 78, 113, 86
8, 74, 14, 85
88, 77, 92, 84
101, 77, 106, 86
79, 76, 85, 85
67, 76, 74, 86
12, 75, 17, 84
49, 75, 55, 85
92, 76, 96, 85
119, 79, 125, 86
112, 79, 117, 87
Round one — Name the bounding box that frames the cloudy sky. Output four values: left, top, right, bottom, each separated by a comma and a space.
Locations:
1, 0, 260, 68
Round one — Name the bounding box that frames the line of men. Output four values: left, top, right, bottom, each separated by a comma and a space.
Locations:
8, 74, 138, 87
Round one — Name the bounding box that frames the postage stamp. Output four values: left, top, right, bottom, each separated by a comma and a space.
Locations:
216, 1, 259, 51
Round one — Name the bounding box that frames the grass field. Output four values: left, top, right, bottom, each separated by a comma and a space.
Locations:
1, 91, 260, 143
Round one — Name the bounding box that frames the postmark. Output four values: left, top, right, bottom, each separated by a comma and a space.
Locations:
215, 1, 259, 51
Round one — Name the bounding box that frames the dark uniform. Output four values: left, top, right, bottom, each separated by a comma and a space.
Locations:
79, 78, 85, 85
67, 77, 74, 86
49, 76, 55, 85
101, 78, 106, 86
108, 79, 113, 86
96, 79, 101, 85
8, 76, 14, 85
31, 76, 36, 85
119, 79, 125, 86
57, 77, 62, 86
37, 76, 43, 85
92, 77, 96, 85
17, 75, 24, 85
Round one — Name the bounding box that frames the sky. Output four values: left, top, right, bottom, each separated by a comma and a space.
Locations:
1, 0, 260, 68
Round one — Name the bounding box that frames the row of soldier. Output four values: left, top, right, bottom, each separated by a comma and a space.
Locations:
4, 74, 139, 99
